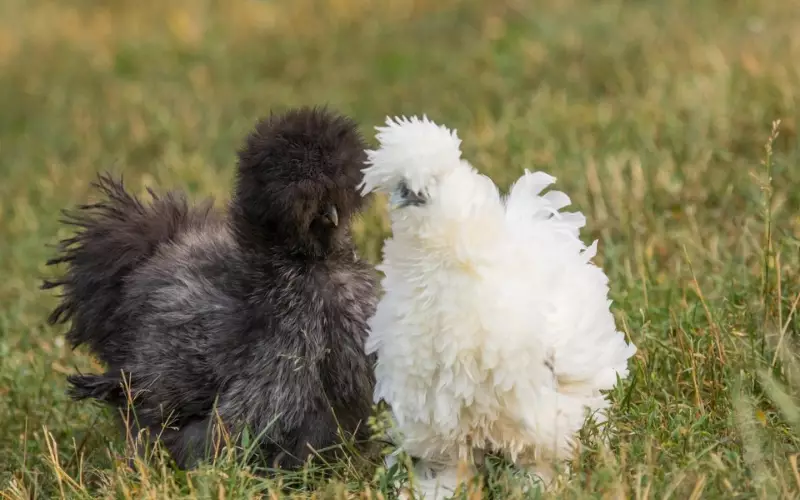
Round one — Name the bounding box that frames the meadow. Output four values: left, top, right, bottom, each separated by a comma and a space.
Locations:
1, 0, 800, 497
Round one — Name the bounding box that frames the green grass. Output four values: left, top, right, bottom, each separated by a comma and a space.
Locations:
1, 0, 800, 497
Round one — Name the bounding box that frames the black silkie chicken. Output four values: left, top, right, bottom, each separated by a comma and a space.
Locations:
43, 107, 379, 469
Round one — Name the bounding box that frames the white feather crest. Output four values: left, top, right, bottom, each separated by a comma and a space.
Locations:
360, 115, 464, 196
506, 169, 588, 242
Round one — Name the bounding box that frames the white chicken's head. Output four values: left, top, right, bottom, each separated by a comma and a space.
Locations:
360, 116, 501, 235
360, 115, 463, 206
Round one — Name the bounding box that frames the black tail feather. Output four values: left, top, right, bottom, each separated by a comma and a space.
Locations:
43, 173, 215, 364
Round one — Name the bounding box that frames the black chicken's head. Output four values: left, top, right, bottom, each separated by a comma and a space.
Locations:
232, 106, 369, 259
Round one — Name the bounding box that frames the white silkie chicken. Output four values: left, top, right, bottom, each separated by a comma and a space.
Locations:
360, 116, 637, 498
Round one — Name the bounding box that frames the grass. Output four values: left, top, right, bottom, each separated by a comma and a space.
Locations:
1, 0, 799, 497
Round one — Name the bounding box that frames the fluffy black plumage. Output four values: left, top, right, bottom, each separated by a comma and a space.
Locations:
43, 107, 379, 469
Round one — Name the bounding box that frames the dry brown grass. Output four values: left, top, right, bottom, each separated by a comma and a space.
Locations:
1, 0, 800, 497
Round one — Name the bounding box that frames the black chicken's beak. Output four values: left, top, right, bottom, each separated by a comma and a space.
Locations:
324, 205, 339, 227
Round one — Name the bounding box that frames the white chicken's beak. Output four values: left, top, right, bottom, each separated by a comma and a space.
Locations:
388, 182, 427, 210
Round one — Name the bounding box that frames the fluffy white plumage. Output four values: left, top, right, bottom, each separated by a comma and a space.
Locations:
361, 116, 637, 495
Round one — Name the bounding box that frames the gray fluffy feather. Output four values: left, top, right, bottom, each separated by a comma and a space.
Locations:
43, 106, 379, 469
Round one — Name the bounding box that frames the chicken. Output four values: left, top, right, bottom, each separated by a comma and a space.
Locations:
359, 116, 637, 497
42, 106, 379, 470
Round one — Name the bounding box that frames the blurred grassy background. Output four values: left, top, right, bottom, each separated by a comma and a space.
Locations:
1, 0, 799, 498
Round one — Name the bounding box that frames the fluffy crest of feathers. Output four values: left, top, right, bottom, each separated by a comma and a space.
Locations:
234, 106, 369, 257
363, 115, 637, 487
360, 115, 464, 199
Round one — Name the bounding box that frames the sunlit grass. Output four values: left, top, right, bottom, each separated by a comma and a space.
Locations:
1, 0, 799, 497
